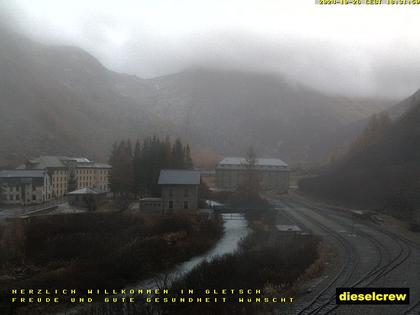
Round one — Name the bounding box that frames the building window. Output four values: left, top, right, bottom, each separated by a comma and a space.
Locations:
169, 188, 173, 197
184, 188, 189, 197
183, 201, 189, 209
168, 200, 173, 209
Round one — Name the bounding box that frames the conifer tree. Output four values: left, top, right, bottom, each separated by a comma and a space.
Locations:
67, 170, 77, 192
133, 139, 142, 196
172, 138, 185, 169
184, 144, 193, 169
110, 136, 194, 197
110, 140, 134, 195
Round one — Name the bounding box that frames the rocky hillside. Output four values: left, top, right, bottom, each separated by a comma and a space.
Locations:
0, 28, 164, 166
143, 69, 391, 164
0, 27, 393, 167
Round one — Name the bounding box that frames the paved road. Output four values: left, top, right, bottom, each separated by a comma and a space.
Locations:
270, 195, 420, 315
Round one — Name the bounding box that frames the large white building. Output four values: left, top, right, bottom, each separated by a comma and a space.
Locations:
215, 157, 289, 193
19, 156, 111, 198
0, 170, 52, 205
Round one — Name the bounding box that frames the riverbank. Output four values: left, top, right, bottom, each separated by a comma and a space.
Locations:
162, 231, 320, 315
88, 208, 322, 315
0, 211, 223, 314
48, 212, 251, 315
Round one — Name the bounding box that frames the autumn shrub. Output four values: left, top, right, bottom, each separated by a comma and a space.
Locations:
0, 211, 223, 303
94, 231, 320, 315
160, 232, 320, 315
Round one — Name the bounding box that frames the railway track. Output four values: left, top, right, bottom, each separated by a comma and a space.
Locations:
289, 196, 420, 314
275, 197, 417, 315
277, 199, 360, 315
291, 197, 412, 284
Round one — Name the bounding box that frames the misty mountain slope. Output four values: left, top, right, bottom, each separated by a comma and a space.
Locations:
0, 28, 393, 167
326, 89, 420, 157
387, 88, 420, 119
0, 28, 164, 166
300, 93, 420, 217
141, 69, 391, 163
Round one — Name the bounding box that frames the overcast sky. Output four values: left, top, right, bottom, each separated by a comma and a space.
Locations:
3, 0, 420, 99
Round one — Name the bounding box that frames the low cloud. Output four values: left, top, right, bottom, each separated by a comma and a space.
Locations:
2, 0, 420, 99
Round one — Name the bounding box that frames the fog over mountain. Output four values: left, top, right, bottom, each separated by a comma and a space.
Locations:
3, 1, 420, 166
144, 69, 392, 163
0, 28, 166, 166
0, 28, 395, 167
3, 0, 420, 99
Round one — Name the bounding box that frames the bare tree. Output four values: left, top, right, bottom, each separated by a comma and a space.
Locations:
243, 146, 261, 196
231, 146, 263, 207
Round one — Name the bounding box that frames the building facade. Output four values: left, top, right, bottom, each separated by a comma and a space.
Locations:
139, 197, 163, 214
216, 157, 289, 193
158, 169, 200, 213
20, 156, 111, 198
0, 170, 52, 205
67, 187, 106, 210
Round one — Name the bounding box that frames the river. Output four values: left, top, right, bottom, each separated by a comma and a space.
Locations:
136, 213, 251, 289
54, 212, 250, 315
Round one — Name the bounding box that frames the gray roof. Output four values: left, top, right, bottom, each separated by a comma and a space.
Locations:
217, 157, 288, 167
27, 156, 66, 169
77, 163, 112, 169
24, 156, 111, 169
67, 188, 100, 195
0, 170, 46, 178
158, 169, 200, 185
63, 157, 91, 163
